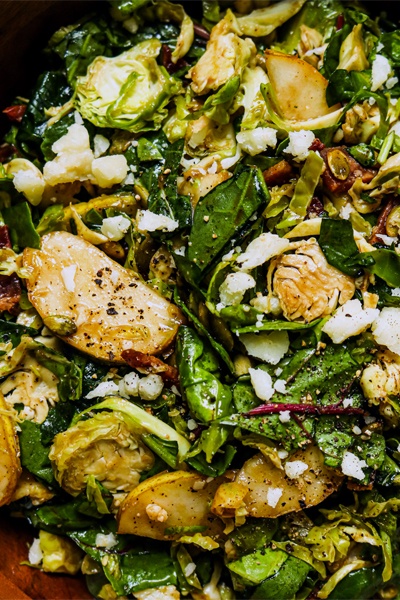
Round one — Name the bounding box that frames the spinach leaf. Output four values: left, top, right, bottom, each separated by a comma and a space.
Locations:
187, 166, 269, 278
379, 30, 400, 68
69, 525, 177, 595
40, 402, 76, 446
230, 519, 278, 556
315, 415, 355, 468
40, 113, 75, 161
186, 444, 236, 477
251, 555, 310, 600
235, 319, 321, 335
34, 345, 83, 402
110, 0, 150, 18
189, 76, 241, 124
36, 204, 66, 235
2, 202, 41, 249
326, 69, 371, 106
19, 420, 54, 484
319, 217, 360, 277
228, 547, 288, 586
16, 71, 72, 156
0, 319, 38, 346
147, 139, 192, 231
357, 249, 400, 288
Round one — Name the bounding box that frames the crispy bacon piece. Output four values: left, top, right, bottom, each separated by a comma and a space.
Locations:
369, 196, 399, 245
320, 146, 376, 194
161, 44, 188, 74
0, 225, 21, 314
2, 105, 26, 123
263, 160, 293, 186
309, 138, 325, 152
121, 349, 180, 386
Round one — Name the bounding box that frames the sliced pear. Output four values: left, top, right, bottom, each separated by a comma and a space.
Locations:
23, 231, 183, 362
264, 50, 341, 121
0, 391, 21, 507
117, 470, 224, 541
231, 445, 342, 518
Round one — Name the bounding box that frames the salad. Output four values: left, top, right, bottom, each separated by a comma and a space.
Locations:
1, 0, 400, 598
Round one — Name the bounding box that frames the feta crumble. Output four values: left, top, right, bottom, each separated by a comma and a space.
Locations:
322, 299, 379, 344
372, 307, 400, 355
137, 210, 179, 233
266, 487, 283, 508
28, 538, 43, 566
274, 379, 287, 394
284, 460, 308, 479
283, 130, 315, 162
95, 533, 118, 549
248, 367, 274, 401
61, 264, 77, 293
341, 451, 367, 480
343, 397, 354, 408
237, 233, 290, 270
236, 127, 278, 156
386, 76, 399, 89
240, 331, 289, 365
85, 380, 119, 399
371, 55, 392, 91
91, 155, 128, 188
219, 272, 256, 307
391, 288, 400, 297
93, 134, 110, 158
101, 215, 131, 241
279, 410, 291, 423
139, 374, 164, 401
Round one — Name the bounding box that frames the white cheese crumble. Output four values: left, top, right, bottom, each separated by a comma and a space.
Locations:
372, 307, 400, 355
93, 134, 110, 158
61, 264, 77, 293
322, 299, 379, 344
85, 380, 119, 399
236, 233, 290, 271
187, 419, 198, 431
13, 168, 45, 206
279, 410, 291, 423
184, 563, 196, 577
74, 110, 84, 124
240, 331, 290, 365
121, 372, 140, 396
95, 533, 118, 549
248, 367, 274, 401
28, 538, 43, 566
284, 460, 308, 479
100, 215, 131, 242
341, 451, 367, 480
371, 55, 392, 91
352, 425, 362, 435
386, 76, 399, 89
375, 233, 397, 245
133, 586, 180, 600
219, 272, 256, 307
137, 210, 179, 233
343, 397, 354, 408
274, 379, 287, 394
139, 374, 164, 401
391, 288, 400, 297
91, 155, 128, 188
236, 127, 278, 156
283, 130, 315, 162
278, 449, 289, 460
266, 487, 283, 508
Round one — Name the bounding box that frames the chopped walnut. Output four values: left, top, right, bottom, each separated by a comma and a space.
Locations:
145, 503, 168, 522
272, 239, 355, 322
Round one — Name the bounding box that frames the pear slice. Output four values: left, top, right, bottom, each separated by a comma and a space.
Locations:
23, 231, 184, 362
264, 50, 341, 121
0, 391, 21, 507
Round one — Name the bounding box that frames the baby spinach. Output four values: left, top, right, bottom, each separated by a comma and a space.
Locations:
319, 217, 361, 277
19, 420, 54, 484
2, 202, 41, 249
251, 555, 310, 600
34, 345, 83, 402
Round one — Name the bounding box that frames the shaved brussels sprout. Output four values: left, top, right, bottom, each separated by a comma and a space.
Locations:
35, 531, 83, 575
236, 0, 307, 37
75, 40, 182, 132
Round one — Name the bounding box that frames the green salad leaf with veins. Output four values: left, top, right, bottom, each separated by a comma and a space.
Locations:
2, 0, 400, 598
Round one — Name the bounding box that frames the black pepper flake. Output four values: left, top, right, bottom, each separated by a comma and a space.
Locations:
107, 308, 118, 315
94, 278, 103, 286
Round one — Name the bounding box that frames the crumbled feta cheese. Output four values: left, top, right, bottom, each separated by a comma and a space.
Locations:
266, 487, 283, 508
220, 146, 241, 169
123, 172, 135, 185
93, 134, 110, 158
21, 406, 36, 420
187, 419, 198, 431
237, 233, 290, 270
100, 215, 131, 242
372, 307, 400, 355
283, 130, 315, 162
95, 533, 118, 549
343, 397, 354, 408
371, 55, 392, 91
240, 331, 289, 365
274, 379, 287, 394
279, 410, 291, 423
28, 538, 43, 566
340, 203, 353, 220
184, 563, 196, 577
248, 367, 274, 401
85, 380, 119, 399
364, 415, 376, 425
250, 294, 282, 316
145, 503, 168, 522
386, 76, 399, 89
352, 425, 362, 435
219, 272, 256, 307
74, 110, 84, 125
61, 264, 77, 292
275, 367, 283, 376
391, 288, 400, 297
121, 372, 140, 396
13, 168, 45, 206
139, 374, 164, 401
110, 270, 119, 285
134, 586, 180, 600
174, 246, 186, 256
341, 451, 367, 480
284, 460, 308, 479
278, 449, 289, 460
92, 155, 128, 188
236, 127, 278, 156
322, 299, 379, 344
375, 234, 397, 245
137, 210, 179, 233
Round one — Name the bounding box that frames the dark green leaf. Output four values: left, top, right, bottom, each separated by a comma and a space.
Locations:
0, 319, 38, 346
319, 217, 361, 276
34, 346, 82, 402
40, 113, 75, 161
2, 202, 40, 249
36, 205, 65, 236
186, 444, 236, 477
251, 555, 310, 600
18, 420, 54, 484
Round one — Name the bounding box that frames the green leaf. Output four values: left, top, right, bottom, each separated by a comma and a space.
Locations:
251, 555, 310, 600
358, 249, 400, 288
319, 217, 360, 277
235, 318, 321, 335
33, 345, 82, 402
19, 420, 54, 484
40, 113, 75, 162
187, 166, 269, 277
228, 548, 288, 586
186, 444, 236, 477
36, 205, 66, 236
2, 202, 40, 249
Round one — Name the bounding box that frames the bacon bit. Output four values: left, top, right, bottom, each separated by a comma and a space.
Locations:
369, 197, 399, 245
309, 138, 325, 152
336, 14, 345, 30
2, 105, 26, 123
263, 160, 293, 186
161, 44, 188, 74
347, 479, 374, 491
0, 275, 21, 314
245, 402, 364, 417
0, 226, 12, 249
121, 349, 180, 386
320, 146, 377, 194
193, 23, 210, 40
0, 144, 16, 163
307, 196, 325, 218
